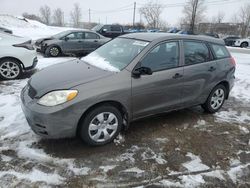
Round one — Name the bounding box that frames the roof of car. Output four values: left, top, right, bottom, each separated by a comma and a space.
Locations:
121, 33, 225, 45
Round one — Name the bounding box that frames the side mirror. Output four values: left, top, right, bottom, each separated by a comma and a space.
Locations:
64, 37, 69, 41
132, 66, 152, 77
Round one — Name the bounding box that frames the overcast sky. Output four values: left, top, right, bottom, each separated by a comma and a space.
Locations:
0, 0, 249, 26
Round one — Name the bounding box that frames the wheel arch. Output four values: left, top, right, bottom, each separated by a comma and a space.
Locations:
0, 56, 24, 69
76, 100, 129, 136
215, 80, 230, 99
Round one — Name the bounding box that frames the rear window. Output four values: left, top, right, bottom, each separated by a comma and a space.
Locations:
211, 44, 230, 59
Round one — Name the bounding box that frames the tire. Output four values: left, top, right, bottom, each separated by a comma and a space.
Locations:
45, 45, 61, 57
240, 42, 248, 48
202, 84, 227, 113
79, 105, 123, 146
0, 58, 22, 80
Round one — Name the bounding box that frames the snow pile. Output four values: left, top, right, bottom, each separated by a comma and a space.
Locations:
0, 14, 73, 40
182, 153, 210, 172
82, 52, 120, 72
231, 52, 250, 102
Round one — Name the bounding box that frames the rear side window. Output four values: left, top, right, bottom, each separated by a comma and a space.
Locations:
85, 32, 100, 39
184, 41, 210, 65
211, 44, 230, 59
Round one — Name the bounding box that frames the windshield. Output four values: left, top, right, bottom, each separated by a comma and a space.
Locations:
91, 24, 103, 31
82, 38, 149, 72
53, 30, 71, 39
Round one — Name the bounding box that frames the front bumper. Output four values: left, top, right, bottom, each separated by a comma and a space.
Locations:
20, 85, 82, 138
23, 57, 38, 71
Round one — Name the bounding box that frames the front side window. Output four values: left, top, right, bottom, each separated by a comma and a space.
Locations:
66, 32, 84, 40
184, 41, 210, 65
211, 44, 230, 59
141, 41, 179, 72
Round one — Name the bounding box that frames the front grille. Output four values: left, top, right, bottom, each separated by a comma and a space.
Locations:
28, 84, 37, 99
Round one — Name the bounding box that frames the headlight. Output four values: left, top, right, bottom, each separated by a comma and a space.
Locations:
37, 90, 78, 107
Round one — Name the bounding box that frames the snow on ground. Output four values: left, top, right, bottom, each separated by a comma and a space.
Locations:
0, 14, 75, 40
0, 19, 250, 186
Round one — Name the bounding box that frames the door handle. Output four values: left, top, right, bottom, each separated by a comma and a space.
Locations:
94, 40, 98, 42
208, 66, 216, 72
173, 73, 183, 79
78, 40, 82, 43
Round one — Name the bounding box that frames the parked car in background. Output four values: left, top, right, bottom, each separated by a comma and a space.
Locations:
200, 33, 219, 38
0, 33, 37, 80
234, 37, 250, 48
167, 28, 181, 33
223, 36, 241, 46
177, 30, 195, 35
21, 33, 235, 146
0, 26, 13, 34
92, 24, 128, 39
35, 30, 110, 57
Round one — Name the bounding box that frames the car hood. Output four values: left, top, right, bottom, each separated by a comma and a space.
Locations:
35, 37, 54, 44
29, 59, 114, 98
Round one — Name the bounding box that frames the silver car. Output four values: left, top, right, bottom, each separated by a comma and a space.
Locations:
21, 33, 235, 145
35, 30, 111, 57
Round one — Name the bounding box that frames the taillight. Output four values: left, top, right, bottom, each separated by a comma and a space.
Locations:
230, 57, 236, 66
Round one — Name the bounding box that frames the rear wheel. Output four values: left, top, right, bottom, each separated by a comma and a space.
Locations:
79, 105, 123, 146
202, 84, 226, 113
240, 42, 248, 48
0, 58, 22, 80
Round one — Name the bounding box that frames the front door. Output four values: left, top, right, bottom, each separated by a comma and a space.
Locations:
132, 41, 184, 119
62, 32, 85, 54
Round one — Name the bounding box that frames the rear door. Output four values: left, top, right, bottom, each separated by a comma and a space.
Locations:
181, 40, 218, 106
83, 32, 102, 53
132, 41, 184, 119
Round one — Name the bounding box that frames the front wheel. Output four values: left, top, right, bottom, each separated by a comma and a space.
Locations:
45, 46, 61, 57
80, 105, 123, 146
0, 58, 22, 80
202, 84, 227, 113
240, 42, 248, 48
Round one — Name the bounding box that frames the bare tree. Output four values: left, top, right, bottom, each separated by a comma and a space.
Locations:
139, 1, 164, 28
182, 0, 206, 32
212, 11, 225, 24
22, 13, 42, 22
238, 3, 250, 37
70, 3, 82, 28
210, 11, 225, 33
40, 5, 51, 25
53, 8, 64, 26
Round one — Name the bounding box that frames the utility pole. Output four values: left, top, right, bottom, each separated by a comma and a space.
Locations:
133, 2, 136, 28
89, 8, 91, 23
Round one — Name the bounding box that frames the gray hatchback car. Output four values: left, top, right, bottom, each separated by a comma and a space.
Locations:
21, 33, 235, 145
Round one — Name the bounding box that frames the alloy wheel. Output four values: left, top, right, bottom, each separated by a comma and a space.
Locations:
49, 47, 59, 57
0, 61, 20, 79
210, 88, 225, 110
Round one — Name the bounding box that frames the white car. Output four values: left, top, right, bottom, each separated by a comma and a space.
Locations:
234, 38, 250, 48
0, 32, 37, 80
